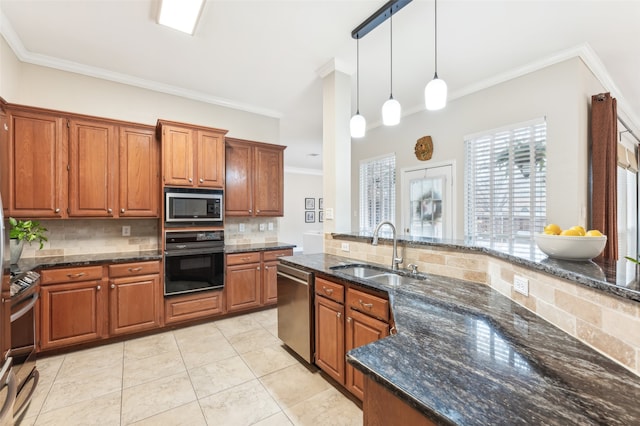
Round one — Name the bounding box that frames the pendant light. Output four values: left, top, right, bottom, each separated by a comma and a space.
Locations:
382, 10, 401, 126
424, 0, 447, 111
350, 37, 366, 138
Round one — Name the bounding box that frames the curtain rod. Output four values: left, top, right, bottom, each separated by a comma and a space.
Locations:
618, 116, 640, 145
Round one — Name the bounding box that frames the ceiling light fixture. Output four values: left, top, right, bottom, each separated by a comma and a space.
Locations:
424, 0, 447, 110
382, 10, 401, 126
350, 37, 366, 138
158, 0, 205, 35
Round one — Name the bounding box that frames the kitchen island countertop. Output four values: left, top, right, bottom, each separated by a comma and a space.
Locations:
280, 253, 640, 425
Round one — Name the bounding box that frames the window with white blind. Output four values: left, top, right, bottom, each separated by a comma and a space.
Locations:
360, 154, 396, 232
464, 118, 547, 252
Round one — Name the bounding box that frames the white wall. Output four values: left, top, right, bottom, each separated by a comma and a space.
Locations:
279, 170, 323, 250
351, 57, 606, 237
0, 36, 20, 101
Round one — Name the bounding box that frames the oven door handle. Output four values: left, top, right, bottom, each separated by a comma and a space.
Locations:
164, 247, 224, 257
11, 293, 39, 323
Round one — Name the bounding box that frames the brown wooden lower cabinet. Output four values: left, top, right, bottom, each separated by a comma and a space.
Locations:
109, 274, 161, 335
315, 294, 345, 383
164, 290, 224, 324
363, 376, 436, 426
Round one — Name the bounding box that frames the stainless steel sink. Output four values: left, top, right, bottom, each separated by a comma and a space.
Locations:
330, 264, 424, 286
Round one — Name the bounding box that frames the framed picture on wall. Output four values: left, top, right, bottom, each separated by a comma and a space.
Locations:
305, 198, 315, 210
305, 211, 315, 223
319, 198, 323, 210
319, 211, 324, 222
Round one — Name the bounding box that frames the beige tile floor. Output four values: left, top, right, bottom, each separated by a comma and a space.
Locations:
20, 309, 363, 426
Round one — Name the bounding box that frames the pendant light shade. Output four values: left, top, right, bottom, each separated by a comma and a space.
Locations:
350, 37, 366, 138
382, 10, 401, 126
425, 0, 447, 111
350, 113, 366, 138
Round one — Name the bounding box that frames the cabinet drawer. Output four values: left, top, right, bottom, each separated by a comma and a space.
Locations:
315, 277, 344, 304
262, 248, 293, 262
109, 261, 160, 278
41, 265, 103, 285
347, 288, 389, 322
226, 252, 261, 266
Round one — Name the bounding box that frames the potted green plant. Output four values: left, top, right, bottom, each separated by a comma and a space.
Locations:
9, 217, 48, 264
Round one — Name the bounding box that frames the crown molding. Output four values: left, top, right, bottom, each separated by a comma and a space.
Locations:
0, 11, 282, 119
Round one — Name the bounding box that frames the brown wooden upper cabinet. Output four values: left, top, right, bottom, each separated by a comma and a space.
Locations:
6, 104, 159, 219
157, 120, 228, 189
225, 138, 285, 217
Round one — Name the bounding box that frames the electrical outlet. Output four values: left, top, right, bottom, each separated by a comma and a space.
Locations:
268, 222, 274, 231
122, 226, 131, 237
259, 223, 266, 231
341, 242, 350, 252
239, 223, 245, 232
514, 274, 529, 296
325, 208, 334, 220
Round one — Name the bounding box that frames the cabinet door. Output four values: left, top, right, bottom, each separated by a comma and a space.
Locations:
315, 295, 345, 384
226, 263, 261, 312
196, 130, 225, 188
162, 125, 194, 186
262, 260, 279, 305
40, 280, 106, 350
119, 126, 159, 217
109, 274, 161, 336
0, 109, 9, 211
346, 309, 390, 400
225, 140, 253, 216
253, 145, 284, 216
68, 118, 117, 217
9, 110, 66, 218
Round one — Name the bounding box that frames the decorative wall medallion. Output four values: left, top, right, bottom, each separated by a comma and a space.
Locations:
415, 136, 433, 161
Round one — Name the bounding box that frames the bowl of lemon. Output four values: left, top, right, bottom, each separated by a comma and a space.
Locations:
535, 224, 607, 261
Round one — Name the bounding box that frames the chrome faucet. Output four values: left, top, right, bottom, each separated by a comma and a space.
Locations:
372, 221, 403, 270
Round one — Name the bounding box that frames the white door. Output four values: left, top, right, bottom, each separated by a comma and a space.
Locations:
401, 163, 454, 239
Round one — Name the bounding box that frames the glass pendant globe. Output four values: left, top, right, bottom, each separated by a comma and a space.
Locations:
350, 113, 366, 138
382, 97, 401, 126
424, 77, 448, 111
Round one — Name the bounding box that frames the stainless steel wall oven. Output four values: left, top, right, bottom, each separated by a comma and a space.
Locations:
164, 231, 224, 296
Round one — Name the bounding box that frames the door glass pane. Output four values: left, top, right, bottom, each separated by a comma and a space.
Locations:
409, 176, 444, 238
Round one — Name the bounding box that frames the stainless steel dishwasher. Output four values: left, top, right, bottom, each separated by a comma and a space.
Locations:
277, 263, 314, 363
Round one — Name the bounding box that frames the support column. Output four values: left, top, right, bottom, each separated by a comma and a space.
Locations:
318, 58, 352, 234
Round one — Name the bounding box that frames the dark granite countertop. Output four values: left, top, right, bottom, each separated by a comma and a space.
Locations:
280, 253, 640, 425
11, 250, 163, 273
333, 232, 640, 303
224, 242, 296, 254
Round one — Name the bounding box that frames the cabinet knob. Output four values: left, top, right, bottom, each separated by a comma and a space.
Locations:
189, 178, 193, 183
107, 208, 113, 214
97, 285, 101, 291
248, 209, 252, 213
257, 267, 261, 271
265, 266, 269, 270
347, 317, 352, 323
337, 312, 341, 318
121, 208, 125, 213
110, 284, 115, 289
55, 208, 60, 213
199, 178, 203, 183
257, 209, 260, 213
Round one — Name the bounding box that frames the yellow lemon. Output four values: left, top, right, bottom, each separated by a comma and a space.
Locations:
544, 224, 562, 235
570, 225, 586, 236
543, 230, 557, 235
560, 229, 581, 236
586, 229, 603, 237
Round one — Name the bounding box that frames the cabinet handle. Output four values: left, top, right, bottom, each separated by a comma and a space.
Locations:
107, 208, 113, 214
359, 299, 374, 309
322, 287, 334, 295
97, 285, 101, 291
67, 272, 86, 278
189, 178, 193, 183
199, 178, 203, 183
241, 257, 251, 261
128, 267, 143, 273
121, 208, 125, 213
55, 208, 60, 213
337, 312, 341, 318
110, 284, 115, 289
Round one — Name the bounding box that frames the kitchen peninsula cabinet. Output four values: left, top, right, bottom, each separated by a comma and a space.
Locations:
225, 138, 285, 217
8, 108, 66, 218
315, 278, 345, 384
157, 120, 227, 189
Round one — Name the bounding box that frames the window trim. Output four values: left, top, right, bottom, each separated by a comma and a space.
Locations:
359, 153, 396, 233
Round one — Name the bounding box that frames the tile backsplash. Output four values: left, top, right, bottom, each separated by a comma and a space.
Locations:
21, 219, 159, 258
224, 217, 279, 245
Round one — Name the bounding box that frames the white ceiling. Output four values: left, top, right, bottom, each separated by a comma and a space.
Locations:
1, 0, 639, 171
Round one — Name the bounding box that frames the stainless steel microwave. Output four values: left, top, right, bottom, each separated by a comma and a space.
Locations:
165, 188, 223, 225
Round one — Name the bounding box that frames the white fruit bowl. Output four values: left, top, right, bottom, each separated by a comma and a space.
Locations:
535, 234, 607, 261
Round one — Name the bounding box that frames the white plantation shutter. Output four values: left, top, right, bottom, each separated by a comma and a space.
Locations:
464, 118, 547, 252
360, 154, 396, 232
